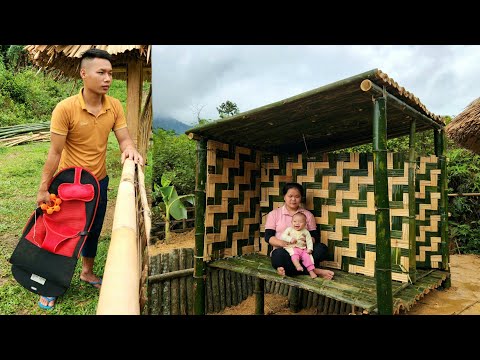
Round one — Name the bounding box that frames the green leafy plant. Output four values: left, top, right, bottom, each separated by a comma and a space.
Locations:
153, 174, 194, 244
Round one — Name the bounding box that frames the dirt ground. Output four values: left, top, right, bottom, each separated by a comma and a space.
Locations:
148, 230, 480, 315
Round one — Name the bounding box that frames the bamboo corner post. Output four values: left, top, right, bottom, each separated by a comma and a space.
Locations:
408, 119, 417, 283
193, 137, 207, 314
435, 129, 451, 288
372, 94, 393, 315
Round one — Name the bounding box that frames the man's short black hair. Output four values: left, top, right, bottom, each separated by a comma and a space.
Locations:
81, 48, 112, 62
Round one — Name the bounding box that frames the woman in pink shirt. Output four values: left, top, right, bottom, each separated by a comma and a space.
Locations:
264, 182, 334, 279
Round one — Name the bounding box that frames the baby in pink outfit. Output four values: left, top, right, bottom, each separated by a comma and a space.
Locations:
280, 212, 318, 279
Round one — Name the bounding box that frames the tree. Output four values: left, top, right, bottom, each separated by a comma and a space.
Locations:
216, 100, 239, 119
152, 128, 196, 196
153, 175, 195, 244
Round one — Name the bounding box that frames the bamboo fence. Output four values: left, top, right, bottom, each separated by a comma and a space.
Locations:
96, 158, 151, 314
147, 247, 358, 314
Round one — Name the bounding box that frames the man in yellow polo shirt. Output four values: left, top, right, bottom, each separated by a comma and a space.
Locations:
36, 48, 144, 310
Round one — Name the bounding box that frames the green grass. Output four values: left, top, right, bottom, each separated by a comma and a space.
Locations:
0, 132, 148, 315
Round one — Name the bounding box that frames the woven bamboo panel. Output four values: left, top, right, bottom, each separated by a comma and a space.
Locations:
415, 155, 442, 268
260, 152, 411, 282
204, 140, 261, 261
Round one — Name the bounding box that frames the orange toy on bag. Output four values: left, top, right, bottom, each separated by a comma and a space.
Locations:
40, 193, 62, 214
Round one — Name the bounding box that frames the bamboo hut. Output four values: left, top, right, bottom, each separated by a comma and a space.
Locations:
445, 97, 480, 154
24, 45, 152, 314
185, 69, 450, 315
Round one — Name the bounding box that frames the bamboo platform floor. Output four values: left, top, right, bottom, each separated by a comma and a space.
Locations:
208, 253, 450, 315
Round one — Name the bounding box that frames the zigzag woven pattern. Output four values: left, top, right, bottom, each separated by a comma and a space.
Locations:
203, 143, 444, 280
260, 152, 413, 282
415, 155, 442, 269
204, 140, 261, 261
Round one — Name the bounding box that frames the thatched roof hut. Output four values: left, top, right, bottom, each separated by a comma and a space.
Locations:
24, 45, 151, 80
24, 45, 152, 152
446, 97, 480, 154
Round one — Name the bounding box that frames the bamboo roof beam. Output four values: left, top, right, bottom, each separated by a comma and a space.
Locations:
360, 79, 444, 129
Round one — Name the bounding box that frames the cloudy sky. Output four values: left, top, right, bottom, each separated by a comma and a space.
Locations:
151, 45, 480, 126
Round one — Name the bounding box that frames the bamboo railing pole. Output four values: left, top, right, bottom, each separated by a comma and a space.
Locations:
193, 137, 207, 314
97, 159, 139, 315
148, 268, 194, 283
448, 193, 480, 197
408, 119, 417, 283
373, 95, 393, 315
137, 163, 151, 250
435, 129, 451, 288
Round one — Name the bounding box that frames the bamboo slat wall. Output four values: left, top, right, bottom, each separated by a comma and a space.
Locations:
415, 155, 443, 269
204, 141, 262, 261
202, 140, 443, 282
259, 152, 411, 282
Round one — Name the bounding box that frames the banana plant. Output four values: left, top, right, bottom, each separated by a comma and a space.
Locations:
153, 175, 195, 244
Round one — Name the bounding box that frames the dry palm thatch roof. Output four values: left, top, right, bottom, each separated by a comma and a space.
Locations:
446, 97, 480, 154
24, 45, 151, 80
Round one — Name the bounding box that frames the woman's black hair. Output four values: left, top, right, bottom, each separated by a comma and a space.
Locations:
282, 182, 304, 197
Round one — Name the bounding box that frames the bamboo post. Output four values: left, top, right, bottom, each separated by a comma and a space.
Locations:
236, 273, 243, 303
170, 250, 180, 315
186, 249, 194, 315
408, 119, 417, 283
211, 269, 220, 313
372, 94, 393, 315
218, 269, 226, 310
161, 252, 170, 315
96, 159, 139, 314
254, 277, 264, 315
179, 248, 188, 315
435, 129, 451, 288
206, 270, 213, 313
230, 270, 238, 305
148, 254, 160, 315
225, 270, 232, 307
126, 58, 143, 147
193, 137, 207, 314
289, 287, 301, 312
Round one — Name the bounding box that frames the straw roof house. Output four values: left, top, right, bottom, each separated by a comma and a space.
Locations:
24, 45, 151, 80
446, 97, 480, 154
24, 45, 152, 153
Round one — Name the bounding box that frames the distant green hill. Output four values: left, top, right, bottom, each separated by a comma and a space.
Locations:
153, 116, 191, 135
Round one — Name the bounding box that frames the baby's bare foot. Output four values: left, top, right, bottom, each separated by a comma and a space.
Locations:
309, 271, 318, 279
277, 267, 286, 276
